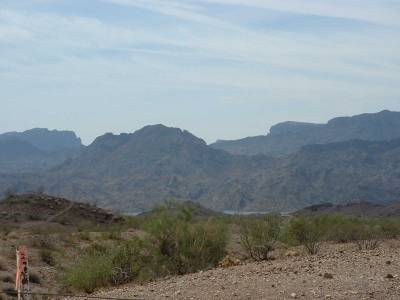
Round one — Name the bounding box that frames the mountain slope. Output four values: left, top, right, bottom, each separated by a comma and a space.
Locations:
0, 139, 58, 173
211, 110, 400, 156
1, 125, 400, 213
37, 125, 267, 211
0, 128, 82, 152
0, 128, 83, 173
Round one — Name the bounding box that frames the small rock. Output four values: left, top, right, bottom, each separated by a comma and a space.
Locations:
323, 273, 333, 279
286, 250, 300, 257
386, 274, 394, 279
386, 260, 391, 265
218, 256, 241, 268
290, 292, 298, 298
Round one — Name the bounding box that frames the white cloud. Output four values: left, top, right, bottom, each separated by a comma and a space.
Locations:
0, 0, 399, 142
195, 0, 400, 27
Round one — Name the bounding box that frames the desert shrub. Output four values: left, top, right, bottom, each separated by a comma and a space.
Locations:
144, 204, 227, 275
64, 250, 114, 293
40, 249, 56, 266
2, 286, 16, 297
100, 225, 123, 240
314, 214, 360, 243
0, 224, 17, 238
64, 238, 147, 293
76, 221, 96, 233
28, 214, 42, 221
288, 216, 325, 254
239, 215, 282, 260
1, 274, 14, 283
349, 223, 382, 250
29, 224, 66, 235
77, 231, 91, 241
0, 258, 6, 271
377, 218, 400, 238
29, 272, 41, 284
65, 203, 228, 292
121, 216, 141, 230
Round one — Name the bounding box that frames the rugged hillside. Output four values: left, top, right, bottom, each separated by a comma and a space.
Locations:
241, 139, 400, 211
0, 193, 121, 225
295, 201, 400, 218
36, 125, 269, 212
1, 125, 400, 213
211, 110, 400, 156
0, 128, 83, 173
0, 128, 82, 152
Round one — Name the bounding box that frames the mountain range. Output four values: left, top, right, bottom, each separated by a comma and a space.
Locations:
211, 110, 400, 156
0, 128, 83, 173
1, 110, 400, 213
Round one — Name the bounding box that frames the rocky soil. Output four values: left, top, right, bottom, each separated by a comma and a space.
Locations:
81, 241, 400, 300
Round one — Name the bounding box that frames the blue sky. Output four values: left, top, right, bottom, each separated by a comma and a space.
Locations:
1, 0, 399, 144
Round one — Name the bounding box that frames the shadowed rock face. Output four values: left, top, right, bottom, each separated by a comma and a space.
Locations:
1, 124, 400, 214
211, 110, 400, 156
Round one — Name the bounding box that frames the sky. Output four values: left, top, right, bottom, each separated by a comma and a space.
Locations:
1, 0, 399, 145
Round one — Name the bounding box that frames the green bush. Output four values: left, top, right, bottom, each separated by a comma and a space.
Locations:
65, 202, 228, 292
64, 238, 147, 293
377, 218, 400, 238
288, 216, 325, 254
348, 223, 382, 250
239, 215, 281, 260
144, 203, 227, 275
288, 214, 396, 251
64, 251, 114, 293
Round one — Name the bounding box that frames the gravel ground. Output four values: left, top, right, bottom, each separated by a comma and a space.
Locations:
67, 241, 400, 300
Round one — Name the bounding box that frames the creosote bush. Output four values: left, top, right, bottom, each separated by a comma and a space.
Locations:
351, 224, 382, 250
64, 205, 400, 293
288, 216, 325, 255
144, 202, 227, 275
64, 238, 147, 293
239, 215, 281, 260
64, 202, 228, 292
40, 249, 56, 266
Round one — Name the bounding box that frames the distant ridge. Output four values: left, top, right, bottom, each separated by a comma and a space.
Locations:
295, 201, 400, 218
211, 110, 400, 156
1, 110, 400, 213
1, 124, 400, 213
0, 128, 83, 173
0, 128, 82, 151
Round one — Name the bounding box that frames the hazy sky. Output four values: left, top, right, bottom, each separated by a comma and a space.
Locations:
1, 0, 399, 144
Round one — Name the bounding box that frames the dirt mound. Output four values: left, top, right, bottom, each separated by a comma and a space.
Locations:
0, 193, 121, 226
76, 241, 400, 300
295, 201, 400, 217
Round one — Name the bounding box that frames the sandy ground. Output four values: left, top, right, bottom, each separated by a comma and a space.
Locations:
71, 240, 400, 300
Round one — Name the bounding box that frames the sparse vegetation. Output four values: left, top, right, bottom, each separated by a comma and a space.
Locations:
40, 249, 56, 266
3, 193, 400, 295
239, 215, 282, 260
0, 258, 6, 271
65, 202, 227, 292
288, 216, 325, 254
29, 272, 41, 284
351, 224, 382, 250
144, 202, 227, 275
